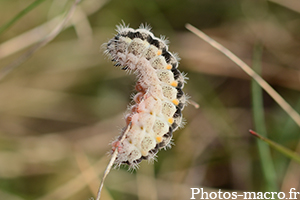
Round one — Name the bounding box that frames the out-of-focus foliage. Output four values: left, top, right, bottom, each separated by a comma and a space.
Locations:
0, 0, 300, 199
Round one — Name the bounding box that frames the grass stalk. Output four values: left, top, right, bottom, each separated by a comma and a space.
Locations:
185, 23, 300, 129
0, 0, 47, 35
251, 43, 278, 192
250, 130, 300, 164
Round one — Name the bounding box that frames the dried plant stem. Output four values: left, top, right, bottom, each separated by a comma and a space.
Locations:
0, 0, 107, 61
95, 122, 132, 200
0, 0, 81, 81
37, 157, 107, 200
185, 23, 300, 128
250, 130, 300, 163
268, 0, 300, 14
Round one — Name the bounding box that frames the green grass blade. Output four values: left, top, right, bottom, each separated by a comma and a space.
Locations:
251, 43, 278, 192
250, 130, 300, 164
0, 0, 47, 35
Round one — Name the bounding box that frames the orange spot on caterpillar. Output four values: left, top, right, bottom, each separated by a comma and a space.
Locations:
156, 136, 162, 143
172, 99, 179, 106
168, 118, 174, 124
171, 81, 178, 87
142, 150, 148, 156
166, 64, 172, 70
157, 50, 162, 56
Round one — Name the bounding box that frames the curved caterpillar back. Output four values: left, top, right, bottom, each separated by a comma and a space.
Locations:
104, 23, 188, 169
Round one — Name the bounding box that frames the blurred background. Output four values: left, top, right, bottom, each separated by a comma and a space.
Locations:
0, 0, 300, 199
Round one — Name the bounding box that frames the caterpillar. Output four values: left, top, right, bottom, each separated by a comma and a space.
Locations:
105, 23, 187, 169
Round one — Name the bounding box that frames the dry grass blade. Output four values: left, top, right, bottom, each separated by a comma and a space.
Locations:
0, 0, 107, 61
268, 0, 300, 14
36, 156, 107, 200
0, 17, 60, 60
0, 0, 82, 81
185, 23, 300, 129
95, 122, 132, 200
